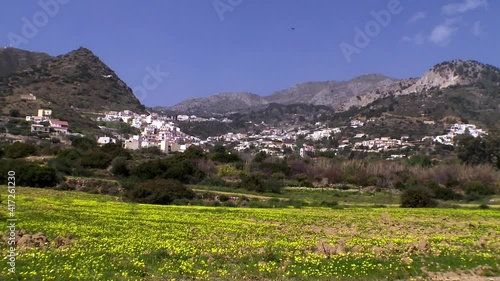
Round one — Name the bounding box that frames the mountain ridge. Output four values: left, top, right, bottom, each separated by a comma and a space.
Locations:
164, 59, 500, 115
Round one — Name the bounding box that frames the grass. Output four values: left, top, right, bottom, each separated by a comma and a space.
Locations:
194, 184, 400, 206
193, 184, 500, 208
0, 186, 499, 280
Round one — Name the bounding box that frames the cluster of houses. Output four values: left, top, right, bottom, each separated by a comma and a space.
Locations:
353, 136, 413, 151
26, 109, 70, 135
10, 107, 463, 160
98, 110, 201, 153
432, 124, 488, 146
95, 110, 490, 159
177, 114, 232, 123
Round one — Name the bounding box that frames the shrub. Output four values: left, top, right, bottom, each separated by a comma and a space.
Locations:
400, 186, 438, 208
463, 181, 495, 197
80, 151, 113, 169
239, 173, 282, 193
9, 109, 20, 117
320, 200, 339, 207
126, 179, 196, 205
71, 136, 97, 151
217, 164, 240, 178
408, 154, 432, 167
111, 157, 130, 177
0, 160, 58, 188
134, 159, 166, 180
425, 180, 463, 201
199, 176, 227, 187
265, 179, 284, 194
4, 142, 38, 158
240, 174, 266, 192
479, 203, 490, 209
253, 151, 268, 163
210, 152, 241, 163
162, 159, 204, 183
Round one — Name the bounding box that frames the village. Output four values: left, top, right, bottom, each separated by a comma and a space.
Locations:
20, 106, 488, 159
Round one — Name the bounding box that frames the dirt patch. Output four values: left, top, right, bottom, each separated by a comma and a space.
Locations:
1, 230, 74, 252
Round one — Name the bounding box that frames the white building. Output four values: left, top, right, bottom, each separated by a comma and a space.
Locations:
97, 136, 117, 146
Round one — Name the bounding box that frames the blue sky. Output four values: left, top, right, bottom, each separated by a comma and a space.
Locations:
1, 0, 498, 106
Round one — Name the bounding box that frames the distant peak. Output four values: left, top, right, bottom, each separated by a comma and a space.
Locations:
67, 47, 95, 57
350, 73, 395, 83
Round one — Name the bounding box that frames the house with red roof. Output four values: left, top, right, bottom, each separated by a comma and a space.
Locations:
50, 119, 69, 134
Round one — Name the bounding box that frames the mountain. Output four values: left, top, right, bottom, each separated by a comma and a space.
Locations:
399, 60, 500, 95
0, 47, 51, 76
265, 74, 399, 108
164, 60, 499, 116
164, 74, 414, 115
167, 92, 268, 115
0, 47, 145, 134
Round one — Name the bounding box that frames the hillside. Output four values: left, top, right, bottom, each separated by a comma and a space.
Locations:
168, 92, 268, 115
0, 47, 146, 134
0, 47, 51, 76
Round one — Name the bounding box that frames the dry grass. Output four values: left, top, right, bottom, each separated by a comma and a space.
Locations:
306, 158, 500, 192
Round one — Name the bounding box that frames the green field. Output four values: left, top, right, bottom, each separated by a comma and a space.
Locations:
1, 186, 499, 280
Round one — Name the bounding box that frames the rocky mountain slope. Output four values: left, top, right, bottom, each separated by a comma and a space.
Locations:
0, 47, 51, 77
399, 60, 500, 95
165, 60, 500, 115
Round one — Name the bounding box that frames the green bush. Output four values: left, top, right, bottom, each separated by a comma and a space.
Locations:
71, 136, 97, 151
408, 154, 432, 167
464, 181, 495, 196
199, 176, 228, 187
0, 160, 58, 188
4, 142, 38, 158
210, 152, 241, 163
80, 151, 113, 169
400, 186, 438, 208
111, 157, 129, 177
9, 109, 20, 117
425, 180, 463, 201
126, 179, 196, 205
320, 200, 339, 207
239, 173, 283, 193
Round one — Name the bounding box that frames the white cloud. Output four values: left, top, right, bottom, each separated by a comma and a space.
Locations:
429, 18, 461, 47
408, 11, 427, 24
472, 21, 484, 37
442, 0, 487, 15
401, 33, 425, 45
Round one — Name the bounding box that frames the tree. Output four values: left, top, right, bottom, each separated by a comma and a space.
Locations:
9, 109, 20, 117
456, 135, 500, 168
71, 136, 97, 151
408, 154, 432, 167
126, 179, 196, 205
253, 151, 268, 163
80, 150, 113, 169
400, 186, 438, 208
212, 144, 226, 154
111, 157, 129, 177
4, 142, 38, 158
